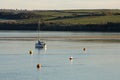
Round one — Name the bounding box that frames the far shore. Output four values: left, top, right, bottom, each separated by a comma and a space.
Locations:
0, 9, 120, 32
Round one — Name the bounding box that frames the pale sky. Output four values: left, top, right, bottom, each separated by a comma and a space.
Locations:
0, 0, 120, 10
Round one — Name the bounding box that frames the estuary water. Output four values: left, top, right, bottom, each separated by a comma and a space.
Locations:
0, 31, 120, 80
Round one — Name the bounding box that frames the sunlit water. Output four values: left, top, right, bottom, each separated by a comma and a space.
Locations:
0, 31, 120, 80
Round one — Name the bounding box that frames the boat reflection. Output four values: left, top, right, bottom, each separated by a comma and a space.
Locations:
36, 44, 47, 54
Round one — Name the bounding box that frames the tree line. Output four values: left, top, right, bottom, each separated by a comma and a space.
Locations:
0, 22, 120, 32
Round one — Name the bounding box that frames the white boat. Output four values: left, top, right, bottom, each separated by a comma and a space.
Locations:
35, 21, 46, 48
35, 40, 46, 48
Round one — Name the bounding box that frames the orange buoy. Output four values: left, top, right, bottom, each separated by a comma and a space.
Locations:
29, 50, 33, 55
37, 64, 42, 70
83, 48, 86, 51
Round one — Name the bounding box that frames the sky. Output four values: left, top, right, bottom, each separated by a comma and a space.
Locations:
0, 0, 120, 10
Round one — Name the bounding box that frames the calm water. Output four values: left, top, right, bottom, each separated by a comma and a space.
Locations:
0, 31, 120, 80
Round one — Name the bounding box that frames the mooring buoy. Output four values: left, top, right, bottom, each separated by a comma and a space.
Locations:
29, 50, 33, 55
83, 48, 86, 51
37, 64, 42, 70
69, 56, 73, 61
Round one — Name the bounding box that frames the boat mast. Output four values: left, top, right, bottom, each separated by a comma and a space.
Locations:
38, 20, 40, 41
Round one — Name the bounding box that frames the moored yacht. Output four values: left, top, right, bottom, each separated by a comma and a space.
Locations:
35, 40, 46, 48
35, 21, 46, 49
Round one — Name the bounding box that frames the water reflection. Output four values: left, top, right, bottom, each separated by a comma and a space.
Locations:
35, 44, 47, 54
35, 45, 47, 70
35, 45, 48, 80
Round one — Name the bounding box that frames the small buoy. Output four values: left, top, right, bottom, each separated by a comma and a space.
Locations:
69, 56, 73, 61
37, 64, 42, 70
29, 50, 33, 55
83, 48, 86, 51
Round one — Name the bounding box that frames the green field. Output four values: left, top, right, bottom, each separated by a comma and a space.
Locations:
13, 9, 120, 25
0, 9, 120, 25
48, 15, 120, 24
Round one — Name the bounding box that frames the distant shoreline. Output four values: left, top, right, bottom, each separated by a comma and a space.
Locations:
0, 22, 120, 32
0, 9, 120, 32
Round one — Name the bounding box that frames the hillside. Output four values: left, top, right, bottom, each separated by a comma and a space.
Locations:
0, 9, 120, 31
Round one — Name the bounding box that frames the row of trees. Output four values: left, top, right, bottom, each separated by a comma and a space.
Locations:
0, 22, 120, 32
0, 12, 41, 19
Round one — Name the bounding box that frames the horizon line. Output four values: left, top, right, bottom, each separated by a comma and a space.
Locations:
0, 8, 120, 11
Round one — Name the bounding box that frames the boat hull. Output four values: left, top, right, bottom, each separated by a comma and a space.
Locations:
35, 41, 46, 48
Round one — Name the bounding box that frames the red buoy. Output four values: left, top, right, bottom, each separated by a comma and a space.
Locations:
69, 56, 73, 61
